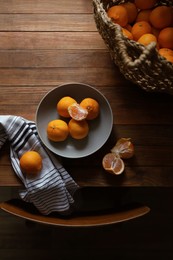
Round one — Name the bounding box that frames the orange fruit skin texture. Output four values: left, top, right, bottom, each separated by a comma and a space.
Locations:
107, 5, 128, 27
158, 27, 173, 49
47, 119, 69, 142
19, 151, 42, 176
57, 96, 77, 118
131, 21, 152, 41
149, 6, 172, 29
80, 98, 100, 120
68, 119, 89, 140
134, 0, 157, 10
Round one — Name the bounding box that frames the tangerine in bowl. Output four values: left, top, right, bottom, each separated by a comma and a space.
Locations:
36, 82, 113, 158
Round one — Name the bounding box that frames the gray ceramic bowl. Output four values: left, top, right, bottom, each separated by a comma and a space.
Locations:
36, 82, 113, 158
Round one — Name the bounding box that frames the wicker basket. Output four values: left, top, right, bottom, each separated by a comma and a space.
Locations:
93, 0, 173, 94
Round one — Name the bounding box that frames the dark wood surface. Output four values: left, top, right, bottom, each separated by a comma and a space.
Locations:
1, 0, 173, 187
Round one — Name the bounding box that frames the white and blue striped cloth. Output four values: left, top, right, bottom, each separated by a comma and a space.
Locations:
0, 115, 79, 215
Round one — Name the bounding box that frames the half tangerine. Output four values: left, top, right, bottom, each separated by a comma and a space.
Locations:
102, 153, 125, 175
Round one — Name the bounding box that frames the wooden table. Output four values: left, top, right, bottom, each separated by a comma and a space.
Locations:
0, 0, 173, 188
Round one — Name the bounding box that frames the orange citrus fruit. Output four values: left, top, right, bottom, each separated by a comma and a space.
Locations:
47, 119, 69, 142
136, 9, 152, 23
107, 5, 128, 27
137, 33, 157, 46
158, 27, 173, 49
57, 96, 77, 118
131, 21, 152, 41
122, 27, 133, 40
149, 6, 172, 29
68, 119, 89, 140
159, 48, 173, 63
102, 153, 125, 175
20, 151, 42, 175
121, 2, 138, 24
80, 98, 100, 120
68, 103, 88, 121
134, 0, 157, 10
111, 138, 134, 159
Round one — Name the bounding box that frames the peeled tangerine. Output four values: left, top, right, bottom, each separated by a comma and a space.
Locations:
111, 138, 134, 159
102, 153, 125, 175
68, 103, 88, 121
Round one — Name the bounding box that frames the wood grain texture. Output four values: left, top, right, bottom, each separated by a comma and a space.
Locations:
0, 0, 173, 187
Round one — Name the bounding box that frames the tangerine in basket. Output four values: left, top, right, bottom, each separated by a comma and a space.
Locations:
47, 119, 69, 142
122, 28, 133, 40
158, 27, 173, 49
159, 48, 173, 63
20, 151, 42, 175
107, 5, 128, 27
136, 9, 152, 23
80, 98, 100, 120
149, 6, 172, 30
57, 96, 77, 118
137, 33, 157, 47
131, 21, 152, 41
121, 2, 138, 24
134, 0, 157, 10
102, 153, 125, 175
68, 119, 89, 140
68, 103, 88, 121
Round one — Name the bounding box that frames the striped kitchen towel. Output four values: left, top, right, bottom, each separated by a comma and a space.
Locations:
0, 115, 79, 215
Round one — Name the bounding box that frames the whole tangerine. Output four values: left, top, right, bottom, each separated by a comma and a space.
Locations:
158, 27, 173, 49
121, 2, 138, 24
80, 98, 100, 120
107, 5, 128, 27
68, 119, 89, 140
19, 151, 42, 176
131, 21, 152, 41
47, 119, 69, 142
137, 33, 157, 47
149, 6, 172, 29
57, 96, 77, 118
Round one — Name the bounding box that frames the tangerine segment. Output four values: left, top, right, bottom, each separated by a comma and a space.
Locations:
68, 103, 88, 121
80, 98, 100, 120
111, 138, 134, 159
47, 119, 69, 142
68, 119, 89, 140
102, 153, 125, 175
20, 151, 42, 175
57, 96, 77, 118
107, 5, 128, 27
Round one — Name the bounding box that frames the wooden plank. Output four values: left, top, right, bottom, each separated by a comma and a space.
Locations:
0, 14, 96, 31
0, 0, 93, 14
0, 50, 111, 68
0, 32, 106, 49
